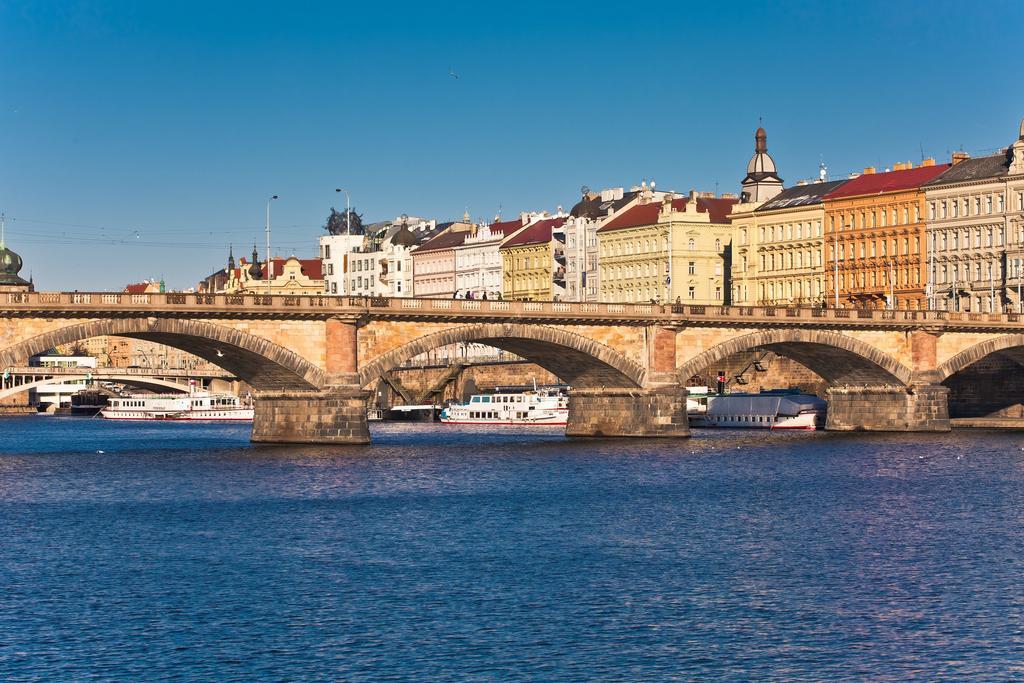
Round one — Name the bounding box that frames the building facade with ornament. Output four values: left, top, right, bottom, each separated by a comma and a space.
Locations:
921, 119, 1024, 312
824, 160, 950, 310
597, 188, 737, 304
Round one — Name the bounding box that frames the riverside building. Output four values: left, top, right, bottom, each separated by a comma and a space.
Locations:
500, 215, 569, 300
563, 187, 639, 302
597, 188, 737, 304
921, 119, 1024, 312
453, 217, 525, 299
410, 221, 475, 298
730, 180, 846, 305
824, 160, 950, 309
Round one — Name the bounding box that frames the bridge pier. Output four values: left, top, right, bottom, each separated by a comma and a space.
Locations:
825, 384, 950, 432
565, 387, 690, 438
251, 387, 371, 444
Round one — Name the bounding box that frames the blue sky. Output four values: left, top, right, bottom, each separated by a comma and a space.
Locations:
2, 0, 1022, 291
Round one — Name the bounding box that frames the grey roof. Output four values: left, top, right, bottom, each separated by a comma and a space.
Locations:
755, 180, 850, 212
923, 152, 1010, 186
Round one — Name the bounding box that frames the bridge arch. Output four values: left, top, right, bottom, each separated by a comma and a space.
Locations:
676, 329, 913, 387
359, 323, 646, 389
936, 334, 1024, 381
0, 318, 325, 390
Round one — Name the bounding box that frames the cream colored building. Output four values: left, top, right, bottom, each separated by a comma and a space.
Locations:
597, 190, 737, 304
922, 120, 1024, 312
226, 253, 324, 295
730, 180, 845, 305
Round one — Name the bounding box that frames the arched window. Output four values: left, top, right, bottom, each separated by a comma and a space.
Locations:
688, 239, 695, 251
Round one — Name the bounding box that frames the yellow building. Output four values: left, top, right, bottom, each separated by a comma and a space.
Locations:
730, 180, 846, 305
225, 248, 324, 295
597, 191, 737, 304
500, 217, 567, 300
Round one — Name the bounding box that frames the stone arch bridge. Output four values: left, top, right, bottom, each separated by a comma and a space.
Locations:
5, 291, 1024, 443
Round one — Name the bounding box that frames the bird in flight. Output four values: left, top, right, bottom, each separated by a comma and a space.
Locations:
448, 67, 459, 80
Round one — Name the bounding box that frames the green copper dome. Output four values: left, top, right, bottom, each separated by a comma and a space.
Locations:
0, 240, 31, 287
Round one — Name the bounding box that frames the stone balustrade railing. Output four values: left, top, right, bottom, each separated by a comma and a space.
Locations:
4, 291, 1024, 329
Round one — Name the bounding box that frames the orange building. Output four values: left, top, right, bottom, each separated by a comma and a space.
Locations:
824, 161, 950, 309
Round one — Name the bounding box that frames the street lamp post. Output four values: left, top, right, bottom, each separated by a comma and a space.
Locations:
265, 195, 279, 295
335, 188, 351, 235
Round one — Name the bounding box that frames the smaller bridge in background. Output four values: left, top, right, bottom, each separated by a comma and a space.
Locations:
0, 366, 237, 401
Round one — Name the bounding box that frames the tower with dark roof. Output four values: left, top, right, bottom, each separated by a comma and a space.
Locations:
227, 245, 235, 272
249, 245, 262, 280
741, 126, 784, 203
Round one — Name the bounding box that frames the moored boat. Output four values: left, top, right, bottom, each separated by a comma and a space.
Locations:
440, 388, 568, 426
100, 391, 254, 421
698, 390, 826, 430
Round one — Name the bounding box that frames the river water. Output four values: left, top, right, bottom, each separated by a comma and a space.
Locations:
1, 416, 1023, 680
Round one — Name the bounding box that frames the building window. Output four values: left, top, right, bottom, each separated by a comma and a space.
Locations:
715, 238, 721, 252
688, 239, 695, 251
986, 196, 993, 213
688, 286, 695, 299
688, 261, 696, 275
715, 285, 721, 300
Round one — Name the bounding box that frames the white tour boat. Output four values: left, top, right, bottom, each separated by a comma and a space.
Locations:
440, 388, 569, 426
699, 391, 826, 430
100, 391, 254, 421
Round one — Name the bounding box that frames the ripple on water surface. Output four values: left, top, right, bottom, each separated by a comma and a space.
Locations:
1, 416, 1023, 680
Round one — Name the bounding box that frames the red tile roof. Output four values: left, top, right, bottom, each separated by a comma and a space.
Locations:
598, 197, 738, 232
124, 283, 151, 294
487, 218, 524, 236
500, 217, 567, 249
824, 163, 952, 199
413, 227, 469, 253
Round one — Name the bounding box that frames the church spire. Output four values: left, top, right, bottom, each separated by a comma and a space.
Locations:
227, 244, 235, 271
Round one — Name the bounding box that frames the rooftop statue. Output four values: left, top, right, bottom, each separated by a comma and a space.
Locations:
325, 207, 364, 236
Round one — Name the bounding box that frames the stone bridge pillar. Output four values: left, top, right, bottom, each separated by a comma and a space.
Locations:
251, 316, 371, 444
825, 329, 950, 432
566, 325, 689, 438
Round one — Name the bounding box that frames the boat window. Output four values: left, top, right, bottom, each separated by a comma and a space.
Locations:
471, 396, 480, 403
481, 396, 490, 403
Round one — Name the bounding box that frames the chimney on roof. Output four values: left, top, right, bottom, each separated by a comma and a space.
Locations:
951, 151, 969, 165
863, 167, 876, 175
689, 189, 698, 202
921, 157, 936, 167
613, 187, 623, 200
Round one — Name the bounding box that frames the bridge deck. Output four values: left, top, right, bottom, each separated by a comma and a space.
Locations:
5, 291, 1024, 332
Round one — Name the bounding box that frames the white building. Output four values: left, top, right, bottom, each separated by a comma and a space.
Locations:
320, 216, 438, 297
319, 233, 365, 296
28, 354, 97, 408
563, 187, 646, 301
453, 215, 541, 298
